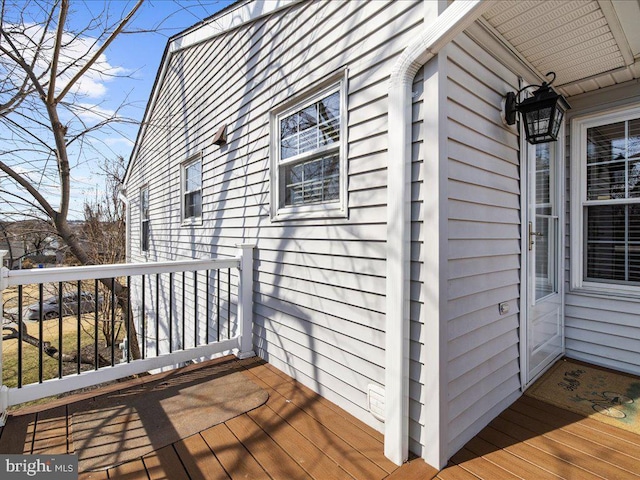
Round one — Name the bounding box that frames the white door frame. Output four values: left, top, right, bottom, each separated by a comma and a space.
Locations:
519, 125, 566, 390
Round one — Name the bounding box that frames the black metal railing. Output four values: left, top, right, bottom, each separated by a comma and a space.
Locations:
0, 254, 250, 407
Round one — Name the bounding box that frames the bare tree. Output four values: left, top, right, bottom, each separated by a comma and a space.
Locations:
81, 155, 127, 265
82, 156, 127, 347
0, 0, 144, 359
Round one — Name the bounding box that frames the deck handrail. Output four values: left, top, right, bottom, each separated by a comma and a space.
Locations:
2, 257, 241, 286
0, 246, 255, 422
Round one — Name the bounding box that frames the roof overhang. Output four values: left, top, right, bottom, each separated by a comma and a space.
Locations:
475, 0, 640, 98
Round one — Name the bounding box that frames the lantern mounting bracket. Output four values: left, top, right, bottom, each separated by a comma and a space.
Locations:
504, 72, 557, 125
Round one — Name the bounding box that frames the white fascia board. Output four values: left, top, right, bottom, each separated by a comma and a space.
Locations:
610, 0, 640, 58
599, 0, 636, 65
169, 0, 297, 53
125, 0, 297, 185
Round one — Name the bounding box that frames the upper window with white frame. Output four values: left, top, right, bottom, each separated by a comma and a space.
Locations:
271, 76, 347, 220
182, 155, 202, 223
572, 105, 640, 291
140, 186, 150, 252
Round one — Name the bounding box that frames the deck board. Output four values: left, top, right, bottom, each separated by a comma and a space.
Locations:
500, 408, 640, 479
489, 415, 617, 480
78, 469, 108, 479
245, 360, 396, 473
1, 356, 639, 480
516, 394, 640, 448
143, 445, 190, 480
245, 363, 390, 479
461, 435, 562, 480
226, 412, 311, 479
200, 423, 269, 480
32, 406, 68, 454
247, 402, 352, 480
173, 433, 230, 480
0, 412, 35, 454
476, 425, 569, 479
107, 458, 149, 480
436, 464, 481, 479
450, 447, 522, 479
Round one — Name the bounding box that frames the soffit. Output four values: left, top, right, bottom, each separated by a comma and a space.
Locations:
481, 0, 640, 97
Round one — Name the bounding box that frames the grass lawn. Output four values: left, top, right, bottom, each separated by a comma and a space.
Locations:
2, 315, 126, 388
3, 283, 126, 388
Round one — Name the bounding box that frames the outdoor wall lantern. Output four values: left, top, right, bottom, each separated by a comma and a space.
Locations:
504, 72, 570, 144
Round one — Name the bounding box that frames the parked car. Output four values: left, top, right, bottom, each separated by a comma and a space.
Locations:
24, 291, 103, 320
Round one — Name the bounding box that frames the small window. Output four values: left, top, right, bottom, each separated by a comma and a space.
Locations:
182, 155, 202, 222
271, 75, 347, 220
571, 104, 640, 292
140, 186, 149, 252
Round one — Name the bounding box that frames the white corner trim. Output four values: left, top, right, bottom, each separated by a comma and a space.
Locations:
385, 0, 496, 469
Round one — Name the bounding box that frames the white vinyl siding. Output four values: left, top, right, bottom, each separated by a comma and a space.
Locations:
443, 35, 522, 456
125, 0, 425, 432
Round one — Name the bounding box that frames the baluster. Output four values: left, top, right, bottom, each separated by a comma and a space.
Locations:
169, 272, 173, 353
141, 274, 146, 360
94, 279, 99, 371
77, 281, 82, 374
111, 278, 116, 366
58, 281, 63, 379
17, 285, 23, 388
156, 273, 160, 357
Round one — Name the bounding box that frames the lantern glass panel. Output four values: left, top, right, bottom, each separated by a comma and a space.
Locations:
525, 105, 553, 137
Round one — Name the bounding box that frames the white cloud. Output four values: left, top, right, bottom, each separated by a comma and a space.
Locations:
104, 137, 135, 148
16, 22, 127, 101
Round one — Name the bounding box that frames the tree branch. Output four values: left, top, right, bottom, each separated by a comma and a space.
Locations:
0, 31, 48, 101
0, 159, 57, 219
47, 0, 68, 105
55, 0, 144, 103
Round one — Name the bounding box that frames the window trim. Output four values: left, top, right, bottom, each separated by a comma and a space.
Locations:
181, 153, 203, 225
570, 103, 640, 295
270, 71, 348, 221
140, 185, 150, 253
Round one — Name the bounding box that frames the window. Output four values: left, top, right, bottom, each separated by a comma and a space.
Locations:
571, 105, 640, 292
140, 187, 149, 252
271, 75, 347, 220
182, 155, 202, 222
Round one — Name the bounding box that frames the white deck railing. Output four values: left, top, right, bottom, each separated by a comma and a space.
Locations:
0, 244, 255, 424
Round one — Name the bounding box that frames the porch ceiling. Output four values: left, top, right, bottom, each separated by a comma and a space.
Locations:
480, 0, 640, 97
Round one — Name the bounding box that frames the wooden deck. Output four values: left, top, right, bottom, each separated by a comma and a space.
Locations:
1, 356, 639, 479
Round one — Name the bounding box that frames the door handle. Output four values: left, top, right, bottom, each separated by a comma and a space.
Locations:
528, 222, 543, 251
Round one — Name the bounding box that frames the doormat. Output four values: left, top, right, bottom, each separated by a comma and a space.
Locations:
69, 361, 268, 471
526, 359, 640, 434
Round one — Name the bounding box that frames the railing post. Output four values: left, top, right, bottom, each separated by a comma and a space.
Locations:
0, 251, 9, 425
236, 243, 255, 360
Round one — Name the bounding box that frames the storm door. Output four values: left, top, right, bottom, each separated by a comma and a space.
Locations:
522, 141, 564, 387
